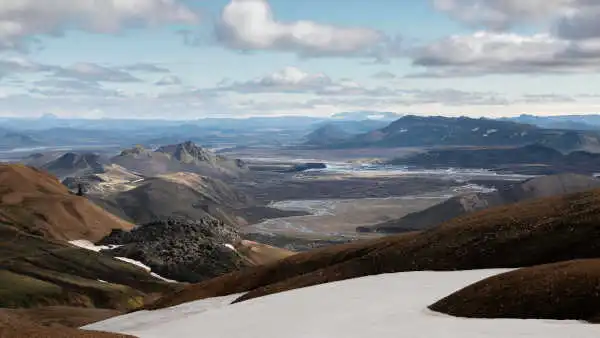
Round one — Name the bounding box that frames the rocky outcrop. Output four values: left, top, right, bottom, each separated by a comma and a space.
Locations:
98, 218, 246, 283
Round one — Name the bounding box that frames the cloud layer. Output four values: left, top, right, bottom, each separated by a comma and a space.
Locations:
0, 0, 199, 50
215, 0, 391, 59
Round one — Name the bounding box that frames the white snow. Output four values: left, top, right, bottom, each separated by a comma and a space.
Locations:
223, 243, 237, 252
69, 239, 122, 252
83, 269, 600, 338
483, 129, 498, 137
472, 127, 480, 132
70, 239, 177, 283
116, 257, 152, 272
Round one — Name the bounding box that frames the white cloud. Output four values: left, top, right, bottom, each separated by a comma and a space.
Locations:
155, 75, 183, 86
54, 62, 142, 83
215, 0, 386, 58
0, 0, 199, 50
217, 67, 333, 93
409, 31, 600, 76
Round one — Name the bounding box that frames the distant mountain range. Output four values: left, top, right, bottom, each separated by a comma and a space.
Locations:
5, 114, 600, 153
389, 144, 600, 175
504, 114, 600, 130
303, 120, 389, 146
315, 115, 600, 152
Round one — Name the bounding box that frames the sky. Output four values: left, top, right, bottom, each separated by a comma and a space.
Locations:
2, 0, 600, 119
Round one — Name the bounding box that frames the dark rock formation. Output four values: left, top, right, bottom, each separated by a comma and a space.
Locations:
286, 162, 327, 172
99, 217, 247, 283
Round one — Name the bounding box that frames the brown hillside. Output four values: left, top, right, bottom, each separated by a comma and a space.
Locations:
0, 307, 122, 328
0, 312, 135, 338
0, 164, 133, 241
150, 187, 600, 309
0, 224, 178, 310
429, 259, 600, 322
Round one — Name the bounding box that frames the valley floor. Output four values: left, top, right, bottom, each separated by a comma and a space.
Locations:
244, 194, 451, 239
85, 269, 600, 338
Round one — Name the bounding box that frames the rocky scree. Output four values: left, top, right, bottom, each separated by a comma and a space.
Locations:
98, 217, 246, 283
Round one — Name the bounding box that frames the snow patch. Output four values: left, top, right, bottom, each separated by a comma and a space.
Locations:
84, 269, 600, 338
471, 127, 480, 132
69, 240, 122, 252
223, 243, 237, 252
70, 239, 177, 283
116, 257, 152, 272
483, 129, 498, 137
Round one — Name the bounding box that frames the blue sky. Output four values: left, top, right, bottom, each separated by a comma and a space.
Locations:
1, 0, 600, 119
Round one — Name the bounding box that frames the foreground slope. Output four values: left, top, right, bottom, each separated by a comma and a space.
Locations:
0, 225, 177, 310
0, 311, 135, 338
150, 187, 600, 308
430, 259, 600, 322
86, 270, 600, 338
0, 164, 133, 241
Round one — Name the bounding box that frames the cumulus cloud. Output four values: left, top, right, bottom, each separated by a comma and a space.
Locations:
155, 75, 183, 86
0, 0, 199, 50
409, 31, 600, 76
215, 0, 388, 58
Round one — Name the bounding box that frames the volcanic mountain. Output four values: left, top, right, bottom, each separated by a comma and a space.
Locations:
111, 141, 247, 179
41, 152, 110, 180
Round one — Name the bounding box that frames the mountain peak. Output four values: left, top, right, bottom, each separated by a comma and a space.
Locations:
156, 141, 216, 164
